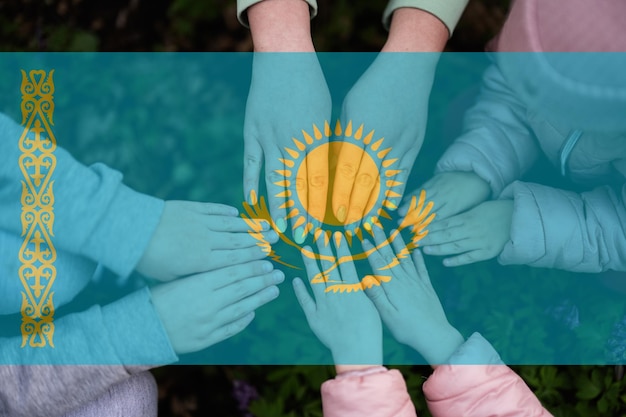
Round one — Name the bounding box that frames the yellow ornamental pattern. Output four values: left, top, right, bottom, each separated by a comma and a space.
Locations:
19, 70, 56, 348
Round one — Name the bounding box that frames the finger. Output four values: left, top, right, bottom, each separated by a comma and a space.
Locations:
301, 245, 327, 299
220, 270, 285, 305
420, 226, 466, 247
209, 247, 273, 272
201, 260, 274, 289
265, 149, 289, 234
398, 177, 438, 217
410, 248, 433, 288
371, 226, 396, 266
206, 312, 256, 346
176, 201, 240, 217
217, 285, 280, 324
243, 138, 263, 205
211, 230, 279, 250
344, 155, 380, 228
293, 277, 317, 319
422, 239, 475, 257
206, 216, 270, 233
363, 238, 389, 273
292, 147, 308, 244
305, 138, 329, 235
334, 232, 359, 284
383, 152, 414, 213
424, 217, 464, 234
443, 250, 487, 267
389, 230, 416, 273
316, 233, 339, 283
332, 139, 364, 224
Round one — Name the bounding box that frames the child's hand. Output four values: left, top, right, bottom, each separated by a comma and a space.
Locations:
137, 201, 279, 281
150, 259, 283, 354
420, 200, 513, 267
398, 171, 491, 221
293, 233, 383, 366
363, 228, 464, 365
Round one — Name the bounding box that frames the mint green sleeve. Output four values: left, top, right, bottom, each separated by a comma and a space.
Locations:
382, 0, 470, 36
237, 0, 318, 28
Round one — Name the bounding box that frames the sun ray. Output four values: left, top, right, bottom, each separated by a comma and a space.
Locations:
279, 200, 295, 209
377, 148, 392, 159
301, 131, 313, 145
385, 190, 401, 198
363, 130, 374, 145
314, 229, 323, 241
333, 232, 342, 248
274, 180, 290, 187
324, 121, 331, 137
292, 138, 306, 151
293, 216, 306, 228
334, 120, 343, 136
275, 190, 291, 198
324, 230, 331, 246
378, 208, 392, 220
286, 208, 300, 219
355, 227, 363, 241
345, 121, 353, 137
385, 169, 402, 177
303, 222, 313, 235
382, 199, 398, 209
313, 124, 323, 140
275, 169, 292, 177
371, 138, 384, 151
279, 158, 295, 168
386, 180, 403, 187
382, 158, 398, 168
285, 147, 299, 159
345, 230, 353, 246
354, 124, 364, 140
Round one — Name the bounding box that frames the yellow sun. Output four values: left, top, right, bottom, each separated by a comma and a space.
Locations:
241, 120, 435, 293
276, 120, 405, 247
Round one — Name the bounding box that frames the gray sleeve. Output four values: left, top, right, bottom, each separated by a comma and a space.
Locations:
0, 112, 164, 278
435, 64, 539, 197
498, 181, 626, 272
0, 288, 177, 417
237, 0, 318, 28
382, 0, 469, 35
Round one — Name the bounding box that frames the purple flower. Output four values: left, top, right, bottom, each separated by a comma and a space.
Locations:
232, 379, 259, 417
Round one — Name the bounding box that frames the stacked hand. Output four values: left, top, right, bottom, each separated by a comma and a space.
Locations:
151, 259, 284, 354
293, 233, 383, 365
137, 201, 278, 281
333, 53, 438, 230
243, 53, 332, 243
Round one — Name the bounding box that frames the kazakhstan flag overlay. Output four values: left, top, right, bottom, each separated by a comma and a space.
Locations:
0, 53, 625, 365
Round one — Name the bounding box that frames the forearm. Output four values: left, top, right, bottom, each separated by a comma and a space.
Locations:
383, 7, 448, 52
248, 0, 314, 51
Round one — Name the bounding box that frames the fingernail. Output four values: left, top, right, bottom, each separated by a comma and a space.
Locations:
363, 222, 372, 231
294, 227, 305, 244
275, 218, 287, 233
269, 286, 280, 298
272, 270, 285, 283
266, 231, 279, 242
230, 207, 239, 216
423, 246, 431, 254
337, 206, 347, 222
260, 220, 270, 231
263, 262, 274, 272
248, 190, 258, 205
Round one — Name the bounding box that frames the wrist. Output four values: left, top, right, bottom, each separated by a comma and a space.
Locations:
335, 364, 383, 375
331, 344, 383, 369
383, 8, 448, 53
248, 0, 315, 51
407, 324, 465, 368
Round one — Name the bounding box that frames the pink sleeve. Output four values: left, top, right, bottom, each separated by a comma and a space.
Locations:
423, 365, 553, 417
321, 367, 417, 417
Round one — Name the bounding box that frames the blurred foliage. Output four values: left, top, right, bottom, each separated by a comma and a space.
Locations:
0, 0, 510, 52
2, 0, 625, 416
